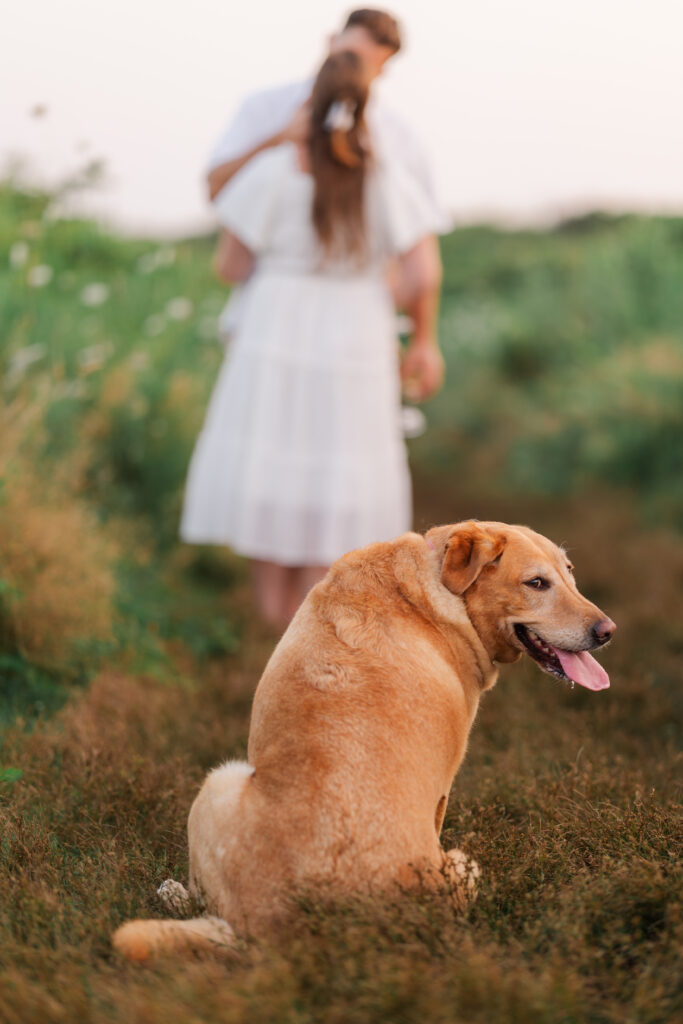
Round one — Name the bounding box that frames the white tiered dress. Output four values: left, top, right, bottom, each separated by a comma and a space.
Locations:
180, 143, 436, 566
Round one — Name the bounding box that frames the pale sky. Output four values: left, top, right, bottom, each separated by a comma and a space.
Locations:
3, 0, 683, 237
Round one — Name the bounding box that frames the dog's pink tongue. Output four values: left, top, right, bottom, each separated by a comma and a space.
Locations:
551, 647, 610, 691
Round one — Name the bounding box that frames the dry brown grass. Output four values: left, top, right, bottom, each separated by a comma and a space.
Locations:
0, 426, 115, 668
0, 481, 680, 1023
0, 477, 114, 667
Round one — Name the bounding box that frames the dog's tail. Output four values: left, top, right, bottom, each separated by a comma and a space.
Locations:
112, 915, 236, 962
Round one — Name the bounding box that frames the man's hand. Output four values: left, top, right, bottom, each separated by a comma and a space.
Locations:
400, 336, 445, 402
280, 100, 312, 145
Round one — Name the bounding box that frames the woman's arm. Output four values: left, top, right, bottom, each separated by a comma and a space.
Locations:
208, 141, 278, 203
208, 101, 312, 201
213, 230, 255, 284
394, 236, 444, 401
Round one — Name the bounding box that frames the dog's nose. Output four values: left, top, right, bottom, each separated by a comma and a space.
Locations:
592, 618, 616, 645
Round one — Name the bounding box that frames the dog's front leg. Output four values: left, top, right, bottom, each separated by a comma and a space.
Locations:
443, 847, 480, 909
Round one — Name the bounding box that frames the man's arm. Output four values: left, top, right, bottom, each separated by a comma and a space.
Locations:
395, 236, 445, 401
207, 100, 311, 201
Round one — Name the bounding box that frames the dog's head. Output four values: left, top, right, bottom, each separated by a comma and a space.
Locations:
425, 521, 615, 690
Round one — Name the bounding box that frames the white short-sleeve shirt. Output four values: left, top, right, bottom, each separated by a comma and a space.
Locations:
208, 78, 452, 235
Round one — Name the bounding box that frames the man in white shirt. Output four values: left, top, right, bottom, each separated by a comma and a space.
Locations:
207, 8, 447, 400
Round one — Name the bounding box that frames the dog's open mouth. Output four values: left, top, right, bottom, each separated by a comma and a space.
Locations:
513, 625, 610, 691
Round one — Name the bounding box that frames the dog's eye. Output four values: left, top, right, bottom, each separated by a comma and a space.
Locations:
524, 577, 549, 590
566, 564, 574, 574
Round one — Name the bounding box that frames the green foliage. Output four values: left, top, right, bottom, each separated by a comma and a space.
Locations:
0, 653, 70, 727
0, 180, 224, 544
112, 559, 241, 676
429, 215, 683, 526
0, 180, 241, 723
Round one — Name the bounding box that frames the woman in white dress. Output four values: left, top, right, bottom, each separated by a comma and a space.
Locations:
180, 51, 443, 628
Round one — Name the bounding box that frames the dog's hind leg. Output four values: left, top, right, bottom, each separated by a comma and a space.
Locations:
188, 759, 255, 915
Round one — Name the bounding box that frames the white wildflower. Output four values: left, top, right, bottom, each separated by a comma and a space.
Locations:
155, 245, 176, 266
9, 242, 29, 268
144, 314, 166, 337
5, 344, 47, 386
166, 297, 193, 321
52, 379, 87, 400
198, 315, 219, 341
136, 252, 158, 274
80, 282, 110, 307
27, 264, 53, 288
136, 245, 176, 274
128, 351, 150, 372
42, 201, 65, 223
77, 341, 114, 373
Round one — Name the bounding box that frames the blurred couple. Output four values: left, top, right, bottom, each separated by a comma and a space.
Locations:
181, 8, 449, 629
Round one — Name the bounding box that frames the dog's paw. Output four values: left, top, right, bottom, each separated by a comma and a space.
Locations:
156, 878, 191, 915
444, 848, 480, 903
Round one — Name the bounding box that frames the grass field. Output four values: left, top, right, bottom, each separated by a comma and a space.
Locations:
1, 181, 681, 1022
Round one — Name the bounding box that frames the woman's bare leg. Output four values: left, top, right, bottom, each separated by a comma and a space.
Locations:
296, 566, 329, 609
250, 560, 296, 630
266, 564, 327, 626
251, 561, 329, 630
281, 565, 327, 625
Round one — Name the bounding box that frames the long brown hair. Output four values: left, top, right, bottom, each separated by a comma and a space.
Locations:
309, 51, 370, 261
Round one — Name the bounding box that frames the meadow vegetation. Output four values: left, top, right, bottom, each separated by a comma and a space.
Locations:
0, 179, 681, 1022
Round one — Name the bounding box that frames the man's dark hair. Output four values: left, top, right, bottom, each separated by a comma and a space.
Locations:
343, 8, 402, 53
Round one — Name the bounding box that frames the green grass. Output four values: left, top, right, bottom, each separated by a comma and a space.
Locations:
426, 215, 683, 527
0, 179, 681, 1022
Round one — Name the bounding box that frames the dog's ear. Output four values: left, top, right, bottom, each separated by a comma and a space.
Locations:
439, 521, 506, 596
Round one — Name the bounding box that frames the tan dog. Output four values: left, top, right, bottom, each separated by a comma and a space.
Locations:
113, 521, 615, 960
